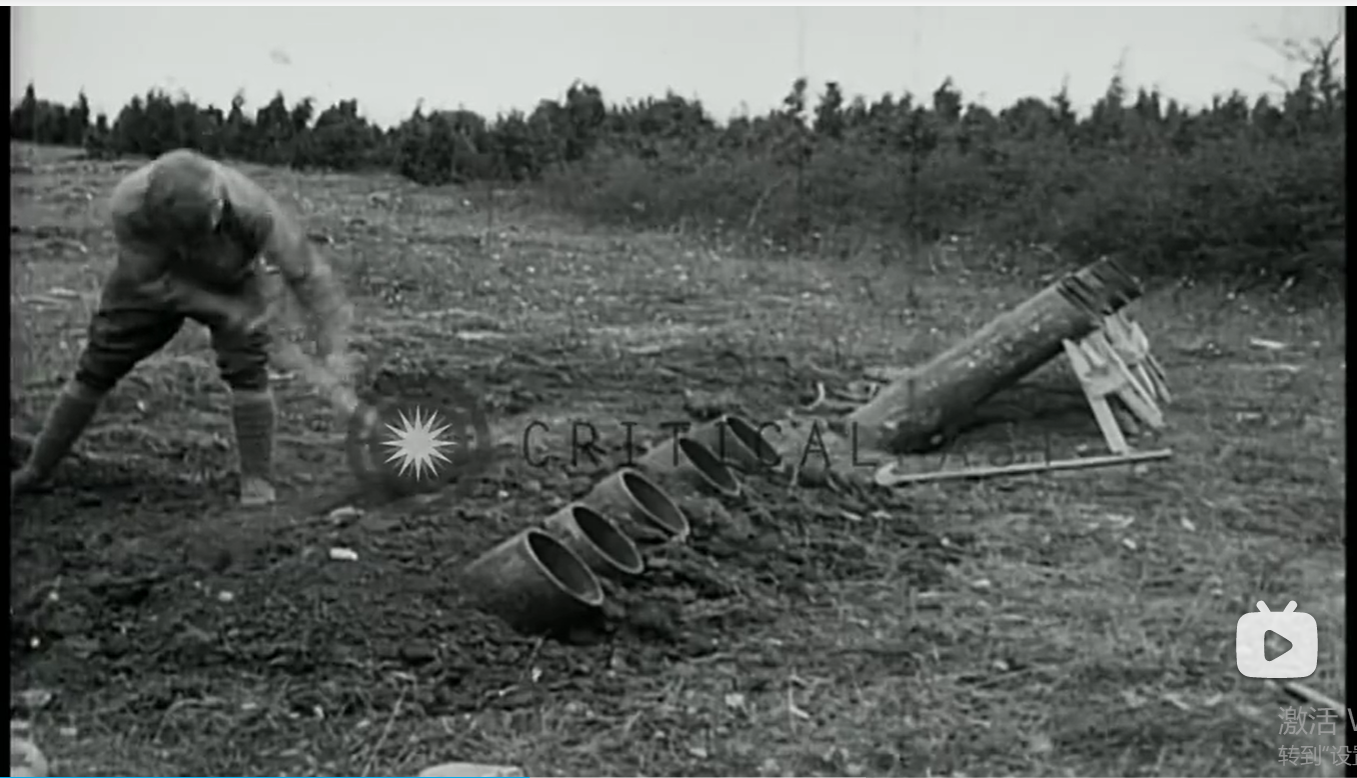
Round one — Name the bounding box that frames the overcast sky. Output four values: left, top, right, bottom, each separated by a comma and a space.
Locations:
11, 6, 1344, 129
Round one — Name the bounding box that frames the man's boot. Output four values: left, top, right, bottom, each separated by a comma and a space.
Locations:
11, 381, 104, 495
231, 388, 277, 507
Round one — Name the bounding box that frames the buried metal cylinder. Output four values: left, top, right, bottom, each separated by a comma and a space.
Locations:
542, 503, 645, 579
684, 414, 781, 474
638, 436, 742, 498
581, 468, 690, 543
460, 528, 605, 635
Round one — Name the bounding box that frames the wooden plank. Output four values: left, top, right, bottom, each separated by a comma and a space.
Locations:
1100, 318, 1160, 406
1093, 331, 1164, 429
1065, 339, 1129, 453
1087, 395, 1130, 454
874, 448, 1174, 487
1107, 314, 1171, 403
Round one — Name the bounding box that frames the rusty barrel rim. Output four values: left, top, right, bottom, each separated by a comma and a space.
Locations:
674, 437, 741, 496
559, 503, 644, 575
619, 468, 690, 539
464, 528, 605, 608
521, 528, 605, 607
459, 528, 605, 635
722, 414, 782, 470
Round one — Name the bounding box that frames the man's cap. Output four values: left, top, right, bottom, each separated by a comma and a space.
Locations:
144, 150, 226, 240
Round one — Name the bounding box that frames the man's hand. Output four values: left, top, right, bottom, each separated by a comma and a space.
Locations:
323, 352, 358, 388
233, 295, 276, 335
178, 283, 274, 336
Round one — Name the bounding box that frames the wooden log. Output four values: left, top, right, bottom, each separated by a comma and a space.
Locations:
849, 256, 1144, 454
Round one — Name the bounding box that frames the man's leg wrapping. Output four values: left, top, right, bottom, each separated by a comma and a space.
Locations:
22, 294, 183, 484
212, 324, 276, 504
18, 382, 104, 483
229, 388, 275, 483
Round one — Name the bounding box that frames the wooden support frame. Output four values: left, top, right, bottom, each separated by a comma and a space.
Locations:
1062, 311, 1170, 456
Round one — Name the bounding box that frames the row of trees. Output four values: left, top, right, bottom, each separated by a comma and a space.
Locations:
9, 35, 1345, 289
8, 81, 618, 184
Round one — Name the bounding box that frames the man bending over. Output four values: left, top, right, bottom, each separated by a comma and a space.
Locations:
12, 149, 354, 506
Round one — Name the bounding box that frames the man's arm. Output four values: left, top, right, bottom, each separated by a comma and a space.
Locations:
107, 227, 202, 312
255, 197, 354, 360
107, 180, 179, 306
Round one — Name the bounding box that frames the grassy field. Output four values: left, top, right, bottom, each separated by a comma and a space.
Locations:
9, 141, 1346, 777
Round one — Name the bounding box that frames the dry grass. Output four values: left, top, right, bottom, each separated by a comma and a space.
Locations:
10, 141, 1346, 777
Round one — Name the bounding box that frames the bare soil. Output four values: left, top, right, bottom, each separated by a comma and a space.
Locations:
10, 143, 1346, 777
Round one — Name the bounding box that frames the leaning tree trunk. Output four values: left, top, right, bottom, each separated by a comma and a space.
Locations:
849, 256, 1144, 454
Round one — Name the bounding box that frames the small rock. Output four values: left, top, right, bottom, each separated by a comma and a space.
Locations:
1026, 732, 1055, 756
327, 506, 363, 521
1105, 513, 1135, 529
17, 689, 53, 710
328, 547, 359, 562
400, 642, 437, 665
418, 762, 525, 777
1249, 337, 1287, 351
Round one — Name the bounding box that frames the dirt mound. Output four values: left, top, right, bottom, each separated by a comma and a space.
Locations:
10, 341, 960, 775
12, 425, 953, 723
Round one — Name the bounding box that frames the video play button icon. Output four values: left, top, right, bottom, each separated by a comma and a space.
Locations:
1236, 600, 1318, 679
1264, 631, 1293, 662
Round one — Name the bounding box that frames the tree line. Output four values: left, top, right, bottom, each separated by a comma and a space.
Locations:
9, 36, 1345, 289
9, 80, 620, 184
